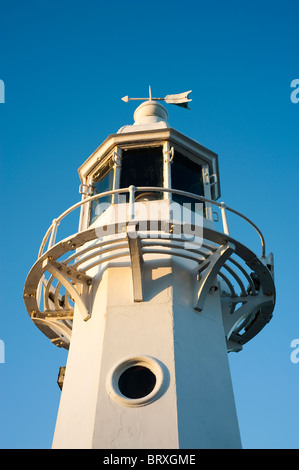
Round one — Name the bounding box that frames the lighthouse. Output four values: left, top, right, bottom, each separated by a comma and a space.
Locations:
23, 89, 275, 449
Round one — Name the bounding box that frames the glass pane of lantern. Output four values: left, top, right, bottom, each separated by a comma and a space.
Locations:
120, 147, 163, 201
90, 166, 114, 224
171, 151, 204, 215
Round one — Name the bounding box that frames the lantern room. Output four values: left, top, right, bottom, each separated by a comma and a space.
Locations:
77, 100, 221, 231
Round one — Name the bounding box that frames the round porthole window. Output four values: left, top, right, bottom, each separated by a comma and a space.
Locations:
107, 356, 168, 407
118, 365, 156, 399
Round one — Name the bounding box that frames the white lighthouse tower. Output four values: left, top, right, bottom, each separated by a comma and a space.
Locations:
24, 89, 275, 449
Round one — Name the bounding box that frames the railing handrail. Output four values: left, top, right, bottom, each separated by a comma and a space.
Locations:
38, 186, 266, 259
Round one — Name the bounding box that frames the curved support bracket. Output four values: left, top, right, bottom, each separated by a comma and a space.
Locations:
223, 294, 274, 340
33, 317, 72, 349
127, 223, 144, 302
195, 242, 235, 312
42, 258, 91, 321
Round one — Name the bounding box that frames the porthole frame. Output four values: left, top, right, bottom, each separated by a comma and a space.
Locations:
106, 356, 167, 407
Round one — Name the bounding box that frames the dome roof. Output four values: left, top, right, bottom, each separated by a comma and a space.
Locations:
118, 100, 169, 134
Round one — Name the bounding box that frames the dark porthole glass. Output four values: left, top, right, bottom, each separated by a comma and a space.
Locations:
118, 366, 156, 399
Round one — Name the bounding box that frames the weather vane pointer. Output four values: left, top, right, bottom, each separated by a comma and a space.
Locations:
122, 86, 192, 109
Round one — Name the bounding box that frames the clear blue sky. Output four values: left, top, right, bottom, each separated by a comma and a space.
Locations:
1, 0, 298, 449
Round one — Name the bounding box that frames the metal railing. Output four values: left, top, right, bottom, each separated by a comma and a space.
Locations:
38, 186, 266, 259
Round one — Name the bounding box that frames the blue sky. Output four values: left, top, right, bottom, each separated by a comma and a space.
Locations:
1, 0, 298, 449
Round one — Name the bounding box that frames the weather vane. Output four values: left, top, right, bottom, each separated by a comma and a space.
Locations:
121, 86, 192, 109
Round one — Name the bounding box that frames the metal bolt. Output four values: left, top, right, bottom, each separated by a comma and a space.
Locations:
210, 286, 218, 292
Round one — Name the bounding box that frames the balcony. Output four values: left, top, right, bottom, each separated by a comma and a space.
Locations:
23, 186, 275, 353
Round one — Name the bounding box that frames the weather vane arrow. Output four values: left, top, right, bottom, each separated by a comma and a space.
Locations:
122, 86, 192, 109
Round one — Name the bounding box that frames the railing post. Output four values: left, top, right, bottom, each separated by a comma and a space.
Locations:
37, 187, 266, 262
220, 202, 230, 235
48, 219, 60, 249
129, 185, 135, 220
36, 276, 44, 309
